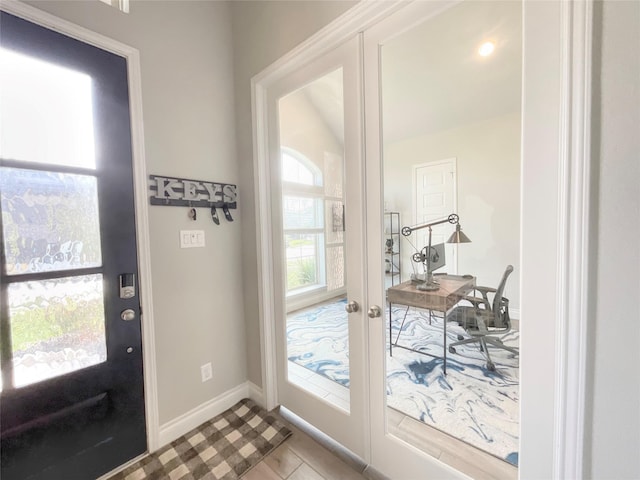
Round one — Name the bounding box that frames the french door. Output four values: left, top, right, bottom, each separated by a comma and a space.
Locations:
257, 0, 574, 477
267, 35, 368, 457
0, 12, 146, 479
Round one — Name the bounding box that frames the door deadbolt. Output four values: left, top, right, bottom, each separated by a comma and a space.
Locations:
120, 309, 136, 321
345, 301, 360, 313
368, 305, 382, 318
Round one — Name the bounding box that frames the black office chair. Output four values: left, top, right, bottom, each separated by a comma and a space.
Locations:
448, 265, 518, 371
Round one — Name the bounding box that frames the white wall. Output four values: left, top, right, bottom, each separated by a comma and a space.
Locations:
587, 1, 640, 478
23, 0, 246, 425
279, 90, 343, 173
384, 113, 521, 310
229, 0, 357, 388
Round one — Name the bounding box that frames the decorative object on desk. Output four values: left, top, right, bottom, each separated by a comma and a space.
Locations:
286, 298, 518, 466
402, 213, 471, 291
107, 398, 291, 480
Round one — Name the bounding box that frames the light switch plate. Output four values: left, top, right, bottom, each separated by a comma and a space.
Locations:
180, 230, 205, 248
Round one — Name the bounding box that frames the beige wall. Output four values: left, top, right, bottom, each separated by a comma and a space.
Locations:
384, 112, 521, 310
24, 0, 246, 425
229, 0, 357, 388
587, 1, 640, 478
279, 90, 343, 173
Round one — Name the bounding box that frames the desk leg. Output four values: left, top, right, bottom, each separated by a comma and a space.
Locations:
443, 310, 447, 375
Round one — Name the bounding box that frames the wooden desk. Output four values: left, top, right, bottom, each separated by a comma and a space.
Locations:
387, 275, 476, 374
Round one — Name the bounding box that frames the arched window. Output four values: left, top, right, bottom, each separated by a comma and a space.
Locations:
281, 149, 322, 186
281, 149, 324, 293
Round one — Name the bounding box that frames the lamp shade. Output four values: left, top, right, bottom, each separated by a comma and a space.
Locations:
447, 224, 471, 244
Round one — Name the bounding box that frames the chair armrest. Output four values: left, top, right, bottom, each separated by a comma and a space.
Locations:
475, 286, 497, 294
470, 286, 496, 310
460, 295, 485, 309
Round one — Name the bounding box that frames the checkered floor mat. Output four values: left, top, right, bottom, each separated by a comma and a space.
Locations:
108, 398, 291, 480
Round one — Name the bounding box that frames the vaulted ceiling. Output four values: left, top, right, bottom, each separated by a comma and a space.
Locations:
301, 0, 522, 146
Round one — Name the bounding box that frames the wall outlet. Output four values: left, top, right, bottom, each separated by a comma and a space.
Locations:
200, 363, 212, 382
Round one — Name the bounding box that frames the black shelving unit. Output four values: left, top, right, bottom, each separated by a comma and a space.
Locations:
384, 212, 401, 286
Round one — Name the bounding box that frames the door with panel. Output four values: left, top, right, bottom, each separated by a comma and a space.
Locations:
0, 12, 145, 479
413, 159, 458, 276
267, 35, 368, 457
364, 1, 524, 478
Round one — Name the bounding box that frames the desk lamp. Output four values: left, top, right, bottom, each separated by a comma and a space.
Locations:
401, 213, 471, 291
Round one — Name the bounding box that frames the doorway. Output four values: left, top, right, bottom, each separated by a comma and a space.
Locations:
255, 0, 588, 478
0, 12, 146, 479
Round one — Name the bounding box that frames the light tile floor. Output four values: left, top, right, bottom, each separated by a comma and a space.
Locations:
287, 360, 517, 480
244, 417, 368, 480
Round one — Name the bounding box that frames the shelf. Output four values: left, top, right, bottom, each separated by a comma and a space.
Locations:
384, 212, 401, 287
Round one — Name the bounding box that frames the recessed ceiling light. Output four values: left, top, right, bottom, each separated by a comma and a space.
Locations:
478, 41, 495, 57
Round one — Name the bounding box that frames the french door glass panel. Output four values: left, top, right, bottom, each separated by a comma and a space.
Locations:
279, 67, 350, 408
365, 1, 522, 478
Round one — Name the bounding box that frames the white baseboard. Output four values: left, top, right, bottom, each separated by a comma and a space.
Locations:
157, 382, 250, 448
247, 381, 264, 408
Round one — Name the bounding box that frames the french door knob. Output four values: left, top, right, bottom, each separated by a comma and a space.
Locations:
345, 301, 360, 313
368, 305, 382, 318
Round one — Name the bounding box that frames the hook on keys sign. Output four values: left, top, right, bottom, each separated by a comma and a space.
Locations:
148, 175, 237, 208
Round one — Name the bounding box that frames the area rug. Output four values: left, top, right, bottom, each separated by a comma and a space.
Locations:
287, 299, 519, 466
108, 398, 291, 480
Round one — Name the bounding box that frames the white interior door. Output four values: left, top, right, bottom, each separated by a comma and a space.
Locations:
413, 159, 458, 275
266, 35, 367, 458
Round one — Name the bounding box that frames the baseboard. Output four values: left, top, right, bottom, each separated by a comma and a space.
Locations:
158, 382, 249, 447
247, 381, 264, 408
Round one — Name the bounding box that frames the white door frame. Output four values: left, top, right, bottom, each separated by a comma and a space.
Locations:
1, 0, 160, 452
255, 0, 592, 477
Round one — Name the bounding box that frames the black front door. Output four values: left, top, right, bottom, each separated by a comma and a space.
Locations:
0, 12, 146, 479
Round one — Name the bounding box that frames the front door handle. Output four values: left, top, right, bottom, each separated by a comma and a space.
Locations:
368, 305, 382, 318
345, 301, 360, 313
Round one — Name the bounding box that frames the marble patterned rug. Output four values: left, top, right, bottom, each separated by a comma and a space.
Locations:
287, 298, 519, 466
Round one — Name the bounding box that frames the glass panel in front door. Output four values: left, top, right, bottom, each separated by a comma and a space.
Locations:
279, 67, 350, 411
0, 50, 106, 389
380, 1, 522, 473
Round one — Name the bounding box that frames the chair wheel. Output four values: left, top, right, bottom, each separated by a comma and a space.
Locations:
449, 346, 457, 354
487, 362, 496, 371
457, 335, 464, 341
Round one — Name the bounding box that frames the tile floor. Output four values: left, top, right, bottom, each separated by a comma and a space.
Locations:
243, 416, 368, 480
287, 360, 517, 480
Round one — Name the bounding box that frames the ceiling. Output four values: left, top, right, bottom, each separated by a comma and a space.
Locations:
300, 0, 522, 145
381, 0, 522, 142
